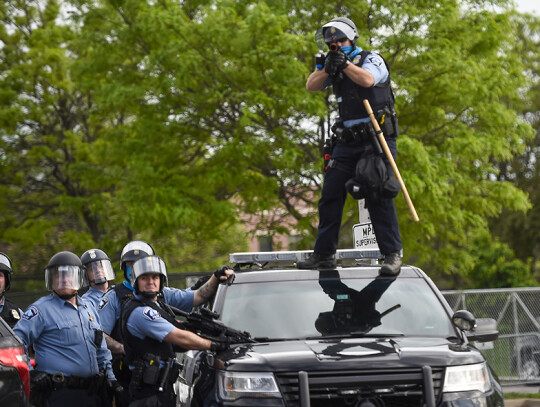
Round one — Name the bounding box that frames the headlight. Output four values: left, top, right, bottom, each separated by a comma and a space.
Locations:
217, 371, 281, 401
443, 362, 492, 393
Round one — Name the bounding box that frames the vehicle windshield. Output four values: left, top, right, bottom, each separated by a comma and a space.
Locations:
220, 273, 455, 340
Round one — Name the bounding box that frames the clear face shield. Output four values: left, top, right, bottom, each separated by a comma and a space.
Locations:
45, 265, 86, 291
85, 260, 115, 285
315, 28, 327, 53
130, 256, 168, 291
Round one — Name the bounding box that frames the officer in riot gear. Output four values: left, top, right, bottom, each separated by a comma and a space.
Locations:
0, 252, 23, 328
13, 251, 115, 407
121, 256, 227, 406
97, 240, 234, 405
298, 16, 403, 275
81, 249, 116, 309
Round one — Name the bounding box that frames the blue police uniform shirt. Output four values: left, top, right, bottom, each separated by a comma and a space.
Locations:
127, 295, 176, 342
125, 294, 177, 369
13, 294, 115, 381
82, 286, 106, 310
98, 281, 195, 335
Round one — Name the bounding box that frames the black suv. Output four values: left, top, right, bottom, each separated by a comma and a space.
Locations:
175, 250, 504, 407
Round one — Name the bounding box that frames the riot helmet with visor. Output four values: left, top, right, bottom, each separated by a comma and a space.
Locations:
45, 251, 86, 293
0, 252, 13, 295
321, 17, 359, 48
81, 249, 115, 285
120, 240, 154, 281
130, 255, 168, 298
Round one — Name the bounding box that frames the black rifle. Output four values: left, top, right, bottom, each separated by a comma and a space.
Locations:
167, 305, 255, 345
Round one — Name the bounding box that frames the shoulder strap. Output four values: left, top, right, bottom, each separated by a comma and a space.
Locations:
357, 50, 370, 67
114, 283, 134, 303
359, 50, 395, 104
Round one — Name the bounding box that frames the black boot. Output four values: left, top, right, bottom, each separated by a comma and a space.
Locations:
380, 251, 402, 276
297, 252, 336, 269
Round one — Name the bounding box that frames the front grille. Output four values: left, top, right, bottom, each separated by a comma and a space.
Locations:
275, 367, 444, 407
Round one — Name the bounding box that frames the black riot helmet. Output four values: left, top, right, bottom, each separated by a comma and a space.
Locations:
120, 240, 154, 281
0, 252, 13, 295
45, 251, 86, 292
81, 249, 115, 285
322, 17, 359, 47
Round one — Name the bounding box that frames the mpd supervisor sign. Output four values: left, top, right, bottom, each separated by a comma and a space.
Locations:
353, 222, 379, 251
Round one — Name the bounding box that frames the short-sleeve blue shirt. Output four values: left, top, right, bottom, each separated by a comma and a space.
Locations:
126, 297, 176, 342
13, 294, 115, 381
82, 286, 106, 310
98, 282, 195, 335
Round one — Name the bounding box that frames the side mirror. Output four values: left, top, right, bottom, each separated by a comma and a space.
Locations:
452, 310, 499, 343
452, 310, 476, 331
467, 318, 499, 342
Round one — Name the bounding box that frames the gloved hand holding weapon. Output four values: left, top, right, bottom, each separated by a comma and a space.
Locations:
324, 48, 349, 76
166, 305, 255, 352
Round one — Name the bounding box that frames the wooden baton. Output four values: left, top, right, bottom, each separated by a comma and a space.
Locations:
363, 99, 419, 222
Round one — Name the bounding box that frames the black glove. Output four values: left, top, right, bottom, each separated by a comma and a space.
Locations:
111, 380, 124, 399
211, 337, 231, 352
214, 265, 232, 279
324, 50, 349, 76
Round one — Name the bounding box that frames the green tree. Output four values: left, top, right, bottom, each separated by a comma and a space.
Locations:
488, 13, 540, 280
0, 0, 536, 288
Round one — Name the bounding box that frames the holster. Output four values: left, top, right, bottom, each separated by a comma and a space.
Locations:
29, 370, 53, 407
112, 354, 132, 384
376, 107, 398, 138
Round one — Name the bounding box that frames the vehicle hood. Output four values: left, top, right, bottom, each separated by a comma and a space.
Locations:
220, 337, 484, 372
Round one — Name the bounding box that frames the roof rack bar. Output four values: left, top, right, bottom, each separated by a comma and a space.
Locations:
229, 248, 381, 265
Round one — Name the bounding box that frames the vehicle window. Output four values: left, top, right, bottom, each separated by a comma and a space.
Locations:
220, 276, 455, 339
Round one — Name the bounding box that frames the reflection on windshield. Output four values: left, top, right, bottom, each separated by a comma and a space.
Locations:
316, 271, 397, 335
220, 271, 454, 340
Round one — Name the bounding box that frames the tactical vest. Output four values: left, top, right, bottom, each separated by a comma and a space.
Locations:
0, 298, 21, 328
334, 50, 395, 121
110, 283, 134, 343
120, 297, 175, 365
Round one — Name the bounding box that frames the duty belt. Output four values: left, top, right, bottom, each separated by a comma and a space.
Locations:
333, 122, 372, 144
50, 372, 103, 390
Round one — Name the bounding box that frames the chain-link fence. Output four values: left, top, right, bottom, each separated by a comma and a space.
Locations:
443, 287, 540, 385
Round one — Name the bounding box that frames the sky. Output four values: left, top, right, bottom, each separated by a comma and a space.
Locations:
515, 0, 540, 15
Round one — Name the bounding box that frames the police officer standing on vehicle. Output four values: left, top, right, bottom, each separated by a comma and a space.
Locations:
81, 249, 116, 309
298, 17, 403, 276
121, 255, 228, 406
0, 251, 23, 328
13, 251, 115, 407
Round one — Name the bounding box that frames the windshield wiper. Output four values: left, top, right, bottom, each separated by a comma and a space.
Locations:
305, 332, 405, 340
253, 337, 294, 342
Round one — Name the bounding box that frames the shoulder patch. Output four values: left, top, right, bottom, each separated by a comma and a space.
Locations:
22, 306, 39, 321
98, 297, 109, 310
352, 55, 363, 64
143, 307, 161, 321
366, 54, 383, 67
